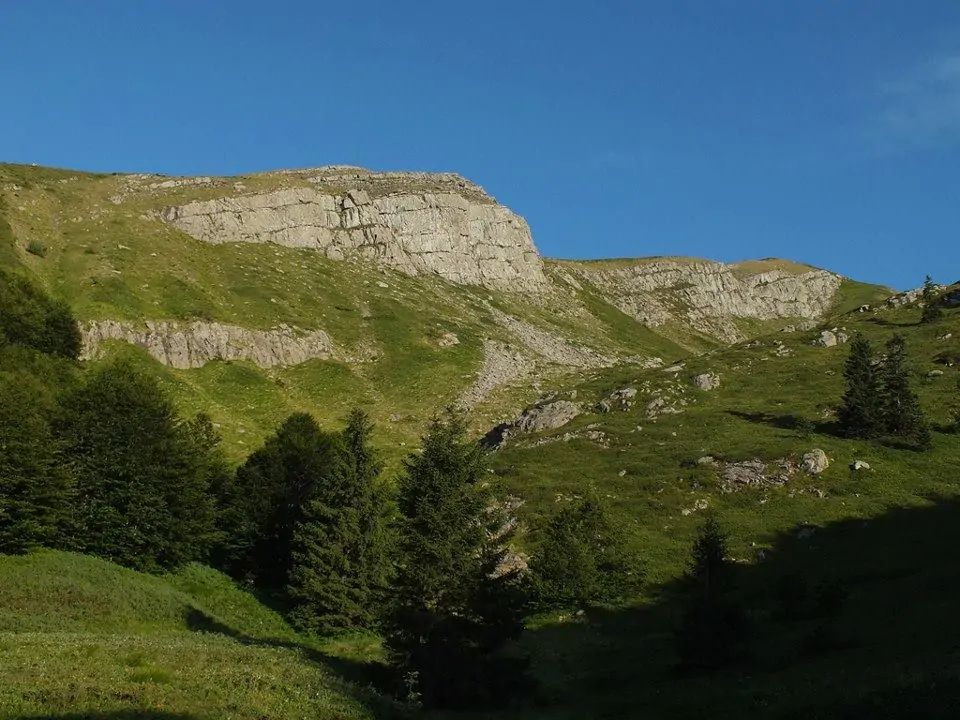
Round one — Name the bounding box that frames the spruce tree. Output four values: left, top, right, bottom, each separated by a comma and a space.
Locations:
920, 275, 943, 324
530, 493, 642, 609
676, 517, 748, 671
384, 412, 528, 709
286, 409, 394, 635
881, 335, 930, 448
837, 334, 883, 438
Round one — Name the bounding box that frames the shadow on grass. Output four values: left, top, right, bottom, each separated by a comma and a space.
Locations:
183, 608, 396, 713
863, 315, 921, 328
726, 410, 838, 436
19, 713, 200, 720
519, 494, 960, 719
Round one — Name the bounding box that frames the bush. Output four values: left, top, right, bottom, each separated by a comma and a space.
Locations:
530, 494, 642, 610
26, 240, 47, 258
0, 269, 81, 359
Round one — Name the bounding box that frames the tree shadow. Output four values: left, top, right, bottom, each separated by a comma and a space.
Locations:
863, 316, 921, 328
183, 607, 396, 708
520, 494, 960, 718
18, 713, 200, 720
726, 410, 838, 436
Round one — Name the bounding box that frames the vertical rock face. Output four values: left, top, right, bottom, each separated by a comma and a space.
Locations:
161, 171, 547, 292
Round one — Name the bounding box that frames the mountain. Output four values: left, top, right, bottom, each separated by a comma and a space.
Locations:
0, 162, 887, 464
8, 162, 959, 719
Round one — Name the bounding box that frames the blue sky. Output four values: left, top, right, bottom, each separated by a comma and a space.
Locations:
2, 2, 959, 290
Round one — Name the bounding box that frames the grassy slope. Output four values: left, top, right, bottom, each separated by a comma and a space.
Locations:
8, 161, 951, 717
0, 551, 388, 720
1, 163, 697, 465
481, 299, 960, 718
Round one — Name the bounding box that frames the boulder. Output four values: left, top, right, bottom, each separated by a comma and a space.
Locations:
483, 400, 581, 449
851, 460, 871, 471
437, 331, 460, 347
693, 372, 720, 391
801, 449, 829, 475
514, 400, 581, 434
813, 330, 837, 348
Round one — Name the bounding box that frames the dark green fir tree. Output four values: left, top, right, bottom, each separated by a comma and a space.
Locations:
383, 411, 528, 709
837, 334, 883, 439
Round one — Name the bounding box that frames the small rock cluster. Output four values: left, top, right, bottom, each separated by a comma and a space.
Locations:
595, 387, 637, 413
715, 449, 829, 493
812, 328, 849, 348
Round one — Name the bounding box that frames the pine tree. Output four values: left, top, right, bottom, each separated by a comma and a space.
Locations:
881, 335, 930, 449
286, 409, 395, 635
920, 275, 943, 324
837, 334, 883, 438
384, 411, 528, 709
57, 360, 219, 571
220, 413, 339, 591
530, 493, 642, 609
675, 517, 748, 671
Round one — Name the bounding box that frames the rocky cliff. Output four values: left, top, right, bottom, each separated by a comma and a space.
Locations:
564, 259, 842, 342
80, 320, 343, 369
161, 169, 547, 292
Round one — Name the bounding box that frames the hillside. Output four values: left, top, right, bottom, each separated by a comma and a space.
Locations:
1, 281, 957, 719
0, 162, 885, 465
8, 161, 960, 719
0, 551, 388, 719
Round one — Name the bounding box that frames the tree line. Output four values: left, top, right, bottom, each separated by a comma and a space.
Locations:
0, 269, 641, 709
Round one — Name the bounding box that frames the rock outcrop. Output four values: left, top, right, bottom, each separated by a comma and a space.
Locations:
161, 170, 546, 292
565, 259, 842, 342
483, 399, 581, 449
81, 320, 341, 369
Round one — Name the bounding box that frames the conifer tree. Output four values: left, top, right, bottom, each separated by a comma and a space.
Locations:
881, 334, 930, 449
675, 517, 748, 671
384, 411, 528, 709
286, 409, 394, 635
837, 334, 883, 438
530, 493, 642, 609
920, 275, 943, 324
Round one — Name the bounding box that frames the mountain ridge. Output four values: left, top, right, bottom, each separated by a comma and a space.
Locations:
0, 161, 891, 462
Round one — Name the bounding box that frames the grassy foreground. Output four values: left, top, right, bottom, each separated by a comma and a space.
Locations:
0, 551, 390, 719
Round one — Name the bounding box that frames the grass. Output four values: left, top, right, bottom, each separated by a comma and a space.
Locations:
0, 551, 388, 719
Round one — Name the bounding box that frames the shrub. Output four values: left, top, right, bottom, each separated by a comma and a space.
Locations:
26, 240, 47, 258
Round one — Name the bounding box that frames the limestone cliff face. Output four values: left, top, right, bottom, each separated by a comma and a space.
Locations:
566, 259, 842, 342
161, 170, 546, 292
81, 320, 339, 369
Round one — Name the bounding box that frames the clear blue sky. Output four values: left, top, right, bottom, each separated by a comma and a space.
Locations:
2, 1, 959, 290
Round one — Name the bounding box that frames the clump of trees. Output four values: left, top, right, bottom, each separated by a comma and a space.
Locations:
0, 269, 657, 708
837, 333, 930, 449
